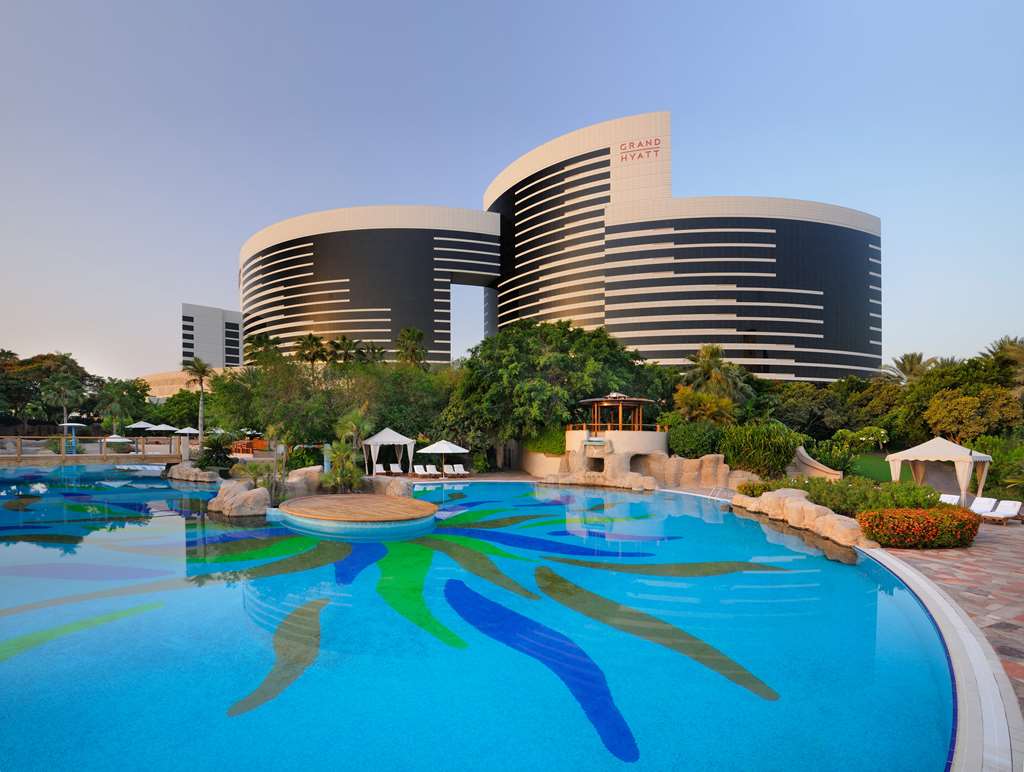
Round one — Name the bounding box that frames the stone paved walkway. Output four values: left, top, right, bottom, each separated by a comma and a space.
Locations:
889, 522, 1024, 712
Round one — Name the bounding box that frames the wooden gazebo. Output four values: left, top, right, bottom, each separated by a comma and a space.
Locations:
570, 392, 665, 433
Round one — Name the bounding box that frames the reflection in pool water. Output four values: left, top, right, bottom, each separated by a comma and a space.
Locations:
0, 468, 953, 771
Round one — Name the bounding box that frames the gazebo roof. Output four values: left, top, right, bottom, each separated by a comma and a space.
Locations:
886, 436, 992, 463
363, 427, 415, 446
578, 392, 655, 406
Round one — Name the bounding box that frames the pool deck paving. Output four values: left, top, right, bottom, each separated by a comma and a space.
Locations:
889, 522, 1024, 713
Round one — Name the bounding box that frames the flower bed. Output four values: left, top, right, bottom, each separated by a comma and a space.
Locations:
856, 506, 981, 549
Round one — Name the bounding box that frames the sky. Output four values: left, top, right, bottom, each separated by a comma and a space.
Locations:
1, 0, 1021, 378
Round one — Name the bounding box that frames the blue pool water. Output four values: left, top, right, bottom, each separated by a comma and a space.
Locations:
0, 466, 953, 771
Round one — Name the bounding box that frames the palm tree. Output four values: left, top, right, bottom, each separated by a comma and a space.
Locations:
880, 352, 936, 384
40, 372, 85, 448
327, 335, 358, 365
984, 336, 1024, 394
396, 327, 427, 368
680, 344, 753, 402
95, 378, 136, 434
358, 342, 386, 364
182, 357, 214, 446
295, 334, 326, 377
336, 405, 374, 451
244, 332, 281, 363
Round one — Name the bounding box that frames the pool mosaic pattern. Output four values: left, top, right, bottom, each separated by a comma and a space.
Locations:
0, 468, 953, 770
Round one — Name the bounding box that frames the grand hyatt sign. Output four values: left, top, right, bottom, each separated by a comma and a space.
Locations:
619, 136, 662, 162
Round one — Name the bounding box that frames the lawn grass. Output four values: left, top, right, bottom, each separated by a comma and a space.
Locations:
851, 452, 912, 482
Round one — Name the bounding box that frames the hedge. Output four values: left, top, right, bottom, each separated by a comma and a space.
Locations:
857, 507, 980, 548
737, 475, 940, 517
524, 424, 566, 455
667, 419, 723, 458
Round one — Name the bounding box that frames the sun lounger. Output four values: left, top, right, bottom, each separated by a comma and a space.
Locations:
444, 464, 469, 477
373, 463, 387, 476
413, 465, 427, 477
452, 463, 470, 477
981, 500, 1023, 525
424, 464, 442, 478
389, 463, 404, 475
969, 496, 997, 515
939, 494, 960, 505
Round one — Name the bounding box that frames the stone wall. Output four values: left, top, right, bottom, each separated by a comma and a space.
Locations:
731, 487, 878, 549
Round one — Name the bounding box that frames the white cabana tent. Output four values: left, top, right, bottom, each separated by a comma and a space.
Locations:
362, 428, 416, 475
886, 437, 992, 506
417, 440, 469, 478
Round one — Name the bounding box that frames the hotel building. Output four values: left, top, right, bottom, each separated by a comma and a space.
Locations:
239, 113, 881, 381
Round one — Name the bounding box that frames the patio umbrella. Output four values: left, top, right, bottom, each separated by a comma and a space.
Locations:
58, 421, 88, 453
417, 440, 468, 478
126, 420, 155, 431
146, 424, 179, 432
174, 427, 200, 436
105, 435, 132, 443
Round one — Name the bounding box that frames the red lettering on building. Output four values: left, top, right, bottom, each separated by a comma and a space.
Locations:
618, 136, 662, 162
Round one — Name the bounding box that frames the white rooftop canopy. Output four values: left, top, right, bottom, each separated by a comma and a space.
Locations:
886, 437, 992, 506
362, 427, 415, 475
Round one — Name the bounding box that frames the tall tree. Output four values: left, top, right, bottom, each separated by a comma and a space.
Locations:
396, 327, 427, 369
984, 335, 1024, 394
359, 342, 386, 364
327, 335, 358, 365
95, 378, 149, 434
295, 334, 326, 377
679, 344, 754, 402
880, 352, 936, 384
182, 358, 214, 445
40, 372, 86, 446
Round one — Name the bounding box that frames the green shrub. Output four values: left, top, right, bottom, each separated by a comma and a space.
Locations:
736, 475, 939, 517
857, 506, 980, 548
524, 424, 566, 455
667, 419, 723, 458
287, 445, 322, 471
194, 433, 235, 471
471, 451, 490, 473
720, 421, 804, 478
805, 438, 856, 473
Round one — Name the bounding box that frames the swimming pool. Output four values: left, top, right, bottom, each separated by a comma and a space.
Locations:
0, 467, 954, 770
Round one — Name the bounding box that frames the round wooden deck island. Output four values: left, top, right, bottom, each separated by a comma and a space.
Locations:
276, 494, 438, 541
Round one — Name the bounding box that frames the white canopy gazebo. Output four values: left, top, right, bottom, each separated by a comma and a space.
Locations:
362, 428, 416, 475
886, 437, 992, 506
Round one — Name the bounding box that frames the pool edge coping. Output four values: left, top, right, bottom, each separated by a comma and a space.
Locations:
654, 485, 1021, 772
861, 547, 1022, 772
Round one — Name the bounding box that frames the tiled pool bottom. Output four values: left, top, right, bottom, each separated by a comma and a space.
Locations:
1, 468, 954, 770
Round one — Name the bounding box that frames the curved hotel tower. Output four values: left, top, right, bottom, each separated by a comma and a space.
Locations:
240, 113, 881, 380
239, 206, 499, 365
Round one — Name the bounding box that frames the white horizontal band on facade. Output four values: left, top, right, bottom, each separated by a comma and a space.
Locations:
605, 196, 880, 237
499, 298, 603, 320
240, 252, 315, 286
605, 313, 824, 325
869, 299, 882, 305
605, 241, 775, 256
432, 236, 500, 247
607, 299, 824, 311
498, 262, 605, 299
515, 238, 604, 271
515, 191, 609, 231
609, 226, 777, 241
248, 320, 391, 337
606, 271, 776, 284
515, 175, 609, 218
517, 223, 604, 260
601, 257, 777, 273
241, 243, 315, 274
604, 284, 823, 298
434, 277, 451, 283
635, 343, 882, 359
498, 252, 605, 290
868, 243, 881, 251
240, 206, 500, 265
516, 204, 606, 242
511, 154, 609, 201
433, 246, 500, 257
246, 313, 391, 332
870, 312, 882, 318
432, 267, 500, 277
433, 256, 500, 268
616, 328, 824, 340
497, 287, 605, 317
240, 262, 315, 293
869, 272, 881, 278
498, 309, 605, 327
656, 357, 880, 373
246, 307, 388, 327
517, 215, 604, 249
869, 285, 882, 291
242, 272, 315, 302
515, 164, 609, 208
870, 340, 882, 346
244, 290, 354, 316
870, 326, 882, 332
869, 257, 881, 265
498, 274, 604, 307
243, 277, 349, 306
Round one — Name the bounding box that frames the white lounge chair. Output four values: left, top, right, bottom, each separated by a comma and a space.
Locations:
373, 463, 387, 476
424, 464, 442, 478
938, 494, 960, 505
413, 465, 428, 477
451, 464, 470, 477
969, 496, 997, 515
982, 500, 1022, 525
389, 463, 403, 475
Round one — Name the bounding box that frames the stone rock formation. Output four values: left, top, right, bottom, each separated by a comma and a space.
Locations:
731, 487, 878, 549
166, 463, 220, 484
